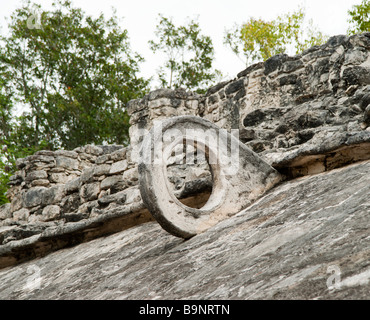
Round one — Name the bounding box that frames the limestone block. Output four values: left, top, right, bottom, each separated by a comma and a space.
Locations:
27, 155, 55, 163
109, 148, 127, 162
128, 109, 149, 126
54, 150, 78, 159
49, 173, 70, 184
97, 191, 127, 207
0, 204, 11, 220
344, 49, 368, 66
122, 167, 138, 183
55, 156, 79, 170
65, 178, 80, 194
148, 98, 172, 109
80, 182, 100, 201
149, 106, 178, 119
60, 193, 80, 214
185, 99, 199, 111
124, 187, 142, 205
342, 66, 370, 86
11, 192, 24, 213
109, 160, 128, 174
41, 185, 66, 206
12, 208, 30, 221
101, 175, 122, 190
96, 154, 109, 165
26, 170, 48, 182
84, 145, 103, 156
42, 205, 61, 222
15, 158, 27, 169
79, 167, 95, 185
92, 164, 111, 177
31, 179, 50, 187
23, 187, 47, 208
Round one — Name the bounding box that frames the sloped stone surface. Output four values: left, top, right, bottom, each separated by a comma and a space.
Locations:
0, 161, 368, 300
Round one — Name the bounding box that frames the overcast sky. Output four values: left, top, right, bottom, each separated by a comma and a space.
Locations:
0, 0, 361, 85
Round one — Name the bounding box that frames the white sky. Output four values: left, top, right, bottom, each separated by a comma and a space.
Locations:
0, 0, 362, 86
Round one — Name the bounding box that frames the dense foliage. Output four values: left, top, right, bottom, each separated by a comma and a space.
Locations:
149, 15, 221, 93
347, 0, 370, 34
224, 7, 327, 66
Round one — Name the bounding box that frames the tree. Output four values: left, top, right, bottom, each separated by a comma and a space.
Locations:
224, 7, 327, 66
0, 68, 14, 205
0, 0, 149, 204
149, 15, 221, 93
0, 65, 39, 204
347, 0, 370, 34
0, 0, 149, 152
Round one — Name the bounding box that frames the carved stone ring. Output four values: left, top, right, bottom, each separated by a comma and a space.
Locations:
138, 116, 282, 239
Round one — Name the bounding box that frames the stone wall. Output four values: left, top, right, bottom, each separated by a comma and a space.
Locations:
0, 33, 369, 267
128, 32, 370, 177
0, 144, 147, 244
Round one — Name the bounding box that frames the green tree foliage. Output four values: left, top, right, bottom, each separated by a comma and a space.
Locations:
0, 0, 149, 150
347, 0, 370, 34
0, 68, 15, 204
149, 15, 221, 93
0, 66, 39, 204
224, 7, 327, 66
0, 0, 149, 204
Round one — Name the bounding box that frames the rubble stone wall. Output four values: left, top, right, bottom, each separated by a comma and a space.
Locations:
0, 144, 146, 244
128, 33, 370, 176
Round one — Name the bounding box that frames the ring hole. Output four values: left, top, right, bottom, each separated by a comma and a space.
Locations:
166, 141, 213, 209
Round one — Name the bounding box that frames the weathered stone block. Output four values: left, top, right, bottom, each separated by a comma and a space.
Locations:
41, 185, 65, 206
124, 187, 142, 205
65, 178, 80, 194
148, 98, 172, 109
109, 148, 126, 162
31, 179, 50, 187
0, 204, 11, 220
26, 170, 48, 182
55, 156, 79, 170
60, 193, 80, 214
49, 173, 69, 184
109, 160, 128, 174
42, 205, 61, 222
12, 208, 30, 221
149, 106, 178, 119
93, 164, 111, 176
23, 187, 46, 208
84, 145, 103, 156
15, 158, 27, 169
97, 191, 126, 207
225, 79, 244, 96
122, 167, 138, 182
80, 182, 100, 201
54, 150, 78, 159
79, 168, 95, 185
101, 175, 122, 190
342, 66, 370, 86
344, 49, 368, 65
10, 192, 24, 213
